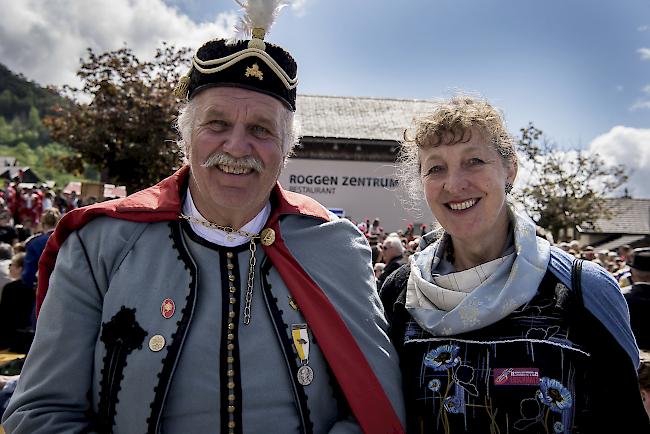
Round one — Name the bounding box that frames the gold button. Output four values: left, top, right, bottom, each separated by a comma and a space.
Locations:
227, 369, 235, 377
230, 297, 236, 304
228, 323, 235, 330
229, 286, 236, 293
228, 311, 235, 318
227, 343, 234, 350
261, 228, 275, 246
227, 333, 234, 340
228, 421, 236, 428
228, 394, 235, 401
229, 275, 235, 282
228, 405, 235, 413
148, 335, 166, 352
227, 252, 233, 258
227, 381, 235, 389
227, 263, 234, 270
227, 356, 234, 363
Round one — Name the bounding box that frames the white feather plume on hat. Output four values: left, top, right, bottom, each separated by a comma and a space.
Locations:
234, 0, 287, 39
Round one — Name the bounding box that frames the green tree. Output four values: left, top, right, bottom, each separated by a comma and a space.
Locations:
514, 123, 628, 241
44, 44, 190, 192
0, 116, 17, 144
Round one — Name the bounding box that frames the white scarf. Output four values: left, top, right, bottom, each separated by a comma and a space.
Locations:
406, 205, 551, 335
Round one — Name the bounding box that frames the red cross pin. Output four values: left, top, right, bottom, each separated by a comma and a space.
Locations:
161, 298, 175, 319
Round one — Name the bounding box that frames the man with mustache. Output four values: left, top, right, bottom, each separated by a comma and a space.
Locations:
2, 2, 404, 433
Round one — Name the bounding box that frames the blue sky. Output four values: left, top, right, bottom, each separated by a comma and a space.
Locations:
165, 0, 650, 149
1, 0, 649, 196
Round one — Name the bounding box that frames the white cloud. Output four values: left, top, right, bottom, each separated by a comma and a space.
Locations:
638, 25, 649, 32
630, 85, 650, 111
631, 101, 650, 111
589, 126, 650, 198
0, 0, 237, 88
513, 127, 650, 200
638, 47, 650, 61
290, 0, 308, 16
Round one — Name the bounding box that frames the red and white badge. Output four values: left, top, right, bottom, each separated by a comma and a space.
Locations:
161, 298, 175, 319
493, 368, 539, 386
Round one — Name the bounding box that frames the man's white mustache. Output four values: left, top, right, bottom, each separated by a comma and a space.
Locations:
201, 152, 263, 172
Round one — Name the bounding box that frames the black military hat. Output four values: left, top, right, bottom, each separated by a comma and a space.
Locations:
630, 247, 650, 272
173, 1, 297, 111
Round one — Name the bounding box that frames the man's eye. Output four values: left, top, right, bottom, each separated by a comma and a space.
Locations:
251, 125, 270, 136
468, 158, 485, 165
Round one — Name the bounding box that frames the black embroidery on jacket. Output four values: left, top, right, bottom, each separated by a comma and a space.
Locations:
146, 221, 198, 433
97, 306, 147, 434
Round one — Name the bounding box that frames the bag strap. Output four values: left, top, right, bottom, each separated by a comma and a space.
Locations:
571, 258, 584, 309
571, 259, 585, 323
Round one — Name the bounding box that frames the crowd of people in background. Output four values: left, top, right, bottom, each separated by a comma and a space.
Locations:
0, 180, 75, 355
360, 217, 639, 291
0, 180, 85, 235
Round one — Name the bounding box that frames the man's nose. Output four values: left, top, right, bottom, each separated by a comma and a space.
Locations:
221, 124, 251, 157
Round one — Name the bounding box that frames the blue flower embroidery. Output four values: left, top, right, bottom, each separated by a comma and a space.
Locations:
554, 421, 564, 433
427, 379, 441, 392
443, 395, 461, 414
424, 344, 460, 371
537, 377, 573, 413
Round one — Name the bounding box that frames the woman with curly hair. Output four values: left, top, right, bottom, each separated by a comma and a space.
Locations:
380, 95, 649, 433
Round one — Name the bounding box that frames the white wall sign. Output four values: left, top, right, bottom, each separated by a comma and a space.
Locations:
279, 158, 434, 232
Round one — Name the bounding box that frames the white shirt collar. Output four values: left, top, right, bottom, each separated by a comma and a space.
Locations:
182, 188, 271, 247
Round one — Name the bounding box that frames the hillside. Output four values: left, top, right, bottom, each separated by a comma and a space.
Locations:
0, 63, 68, 121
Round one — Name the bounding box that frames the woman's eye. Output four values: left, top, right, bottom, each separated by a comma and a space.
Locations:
207, 120, 227, 128
424, 165, 443, 176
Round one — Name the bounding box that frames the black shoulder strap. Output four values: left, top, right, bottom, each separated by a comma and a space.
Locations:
571, 258, 584, 308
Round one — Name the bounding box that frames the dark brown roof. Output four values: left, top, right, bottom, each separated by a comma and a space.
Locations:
578, 198, 650, 234
296, 94, 437, 141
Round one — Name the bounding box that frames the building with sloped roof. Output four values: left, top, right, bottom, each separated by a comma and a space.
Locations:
576, 198, 650, 249
295, 94, 436, 161
0, 156, 43, 183
280, 95, 436, 231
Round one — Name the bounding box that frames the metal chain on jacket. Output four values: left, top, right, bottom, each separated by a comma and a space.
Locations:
179, 213, 258, 325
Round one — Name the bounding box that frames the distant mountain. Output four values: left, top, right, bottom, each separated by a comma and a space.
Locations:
0, 63, 68, 120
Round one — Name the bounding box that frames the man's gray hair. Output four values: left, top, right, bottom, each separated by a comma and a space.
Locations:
0, 242, 13, 260
175, 98, 300, 165
384, 236, 405, 253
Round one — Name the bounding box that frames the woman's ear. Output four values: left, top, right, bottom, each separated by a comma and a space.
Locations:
507, 159, 518, 185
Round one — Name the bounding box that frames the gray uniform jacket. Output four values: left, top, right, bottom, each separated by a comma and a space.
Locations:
3, 184, 405, 433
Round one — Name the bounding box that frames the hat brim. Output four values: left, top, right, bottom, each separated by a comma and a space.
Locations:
189, 82, 294, 111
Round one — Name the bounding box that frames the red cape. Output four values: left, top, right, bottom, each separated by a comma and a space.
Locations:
37, 166, 403, 434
